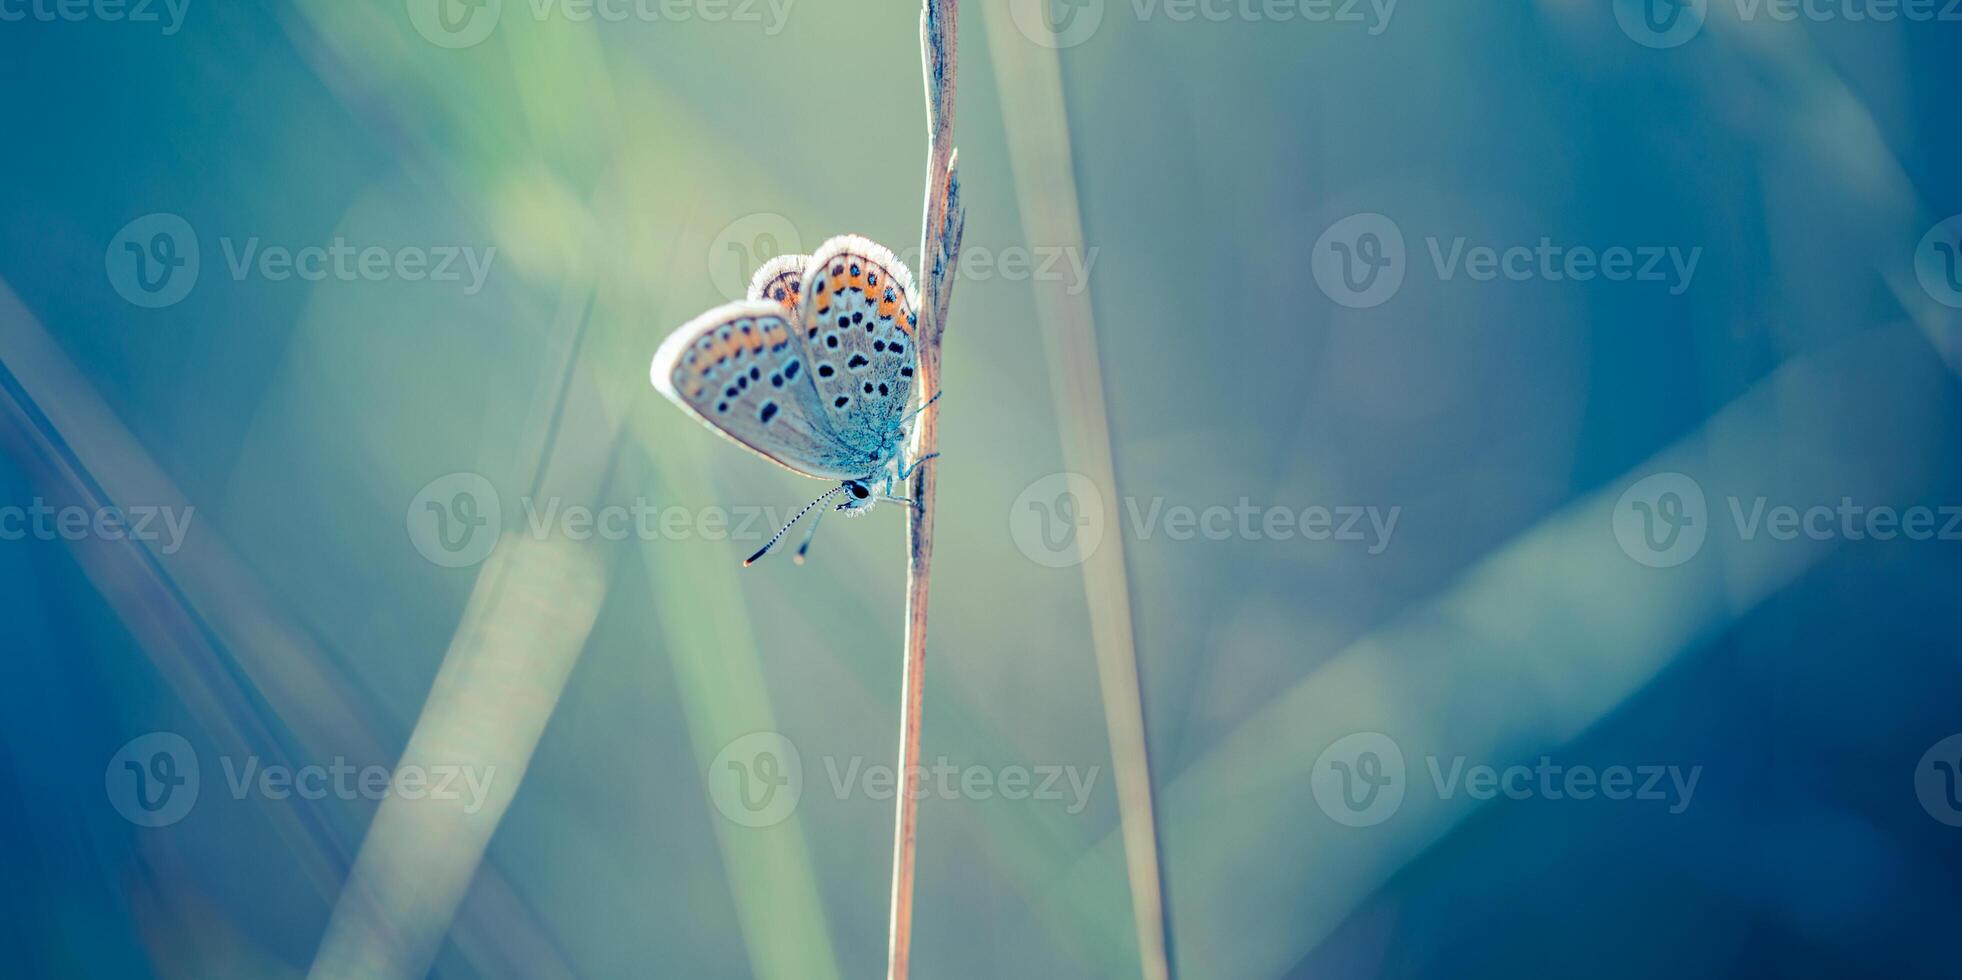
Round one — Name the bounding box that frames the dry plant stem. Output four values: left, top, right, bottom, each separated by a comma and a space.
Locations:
889, 2, 963, 979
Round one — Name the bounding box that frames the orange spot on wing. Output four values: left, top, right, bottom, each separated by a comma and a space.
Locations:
763, 275, 800, 314
690, 331, 742, 380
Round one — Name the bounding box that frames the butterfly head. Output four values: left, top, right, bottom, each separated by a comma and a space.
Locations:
836, 479, 876, 517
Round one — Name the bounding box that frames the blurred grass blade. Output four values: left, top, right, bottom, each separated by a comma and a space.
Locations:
1047, 323, 1952, 977
980, 9, 1174, 979
308, 531, 606, 980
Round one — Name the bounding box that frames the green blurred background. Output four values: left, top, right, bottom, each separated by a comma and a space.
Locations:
4, 0, 1962, 977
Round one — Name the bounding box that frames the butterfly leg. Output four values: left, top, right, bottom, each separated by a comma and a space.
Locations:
897, 452, 941, 483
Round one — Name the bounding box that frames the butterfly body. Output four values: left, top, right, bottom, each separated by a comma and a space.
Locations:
651, 235, 934, 562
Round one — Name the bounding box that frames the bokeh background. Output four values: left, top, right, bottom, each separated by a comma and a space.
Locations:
4, 0, 1962, 977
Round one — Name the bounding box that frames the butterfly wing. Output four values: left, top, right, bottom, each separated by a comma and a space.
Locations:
794, 235, 919, 450
749, 253, 810, 314
651, 300, 867, 480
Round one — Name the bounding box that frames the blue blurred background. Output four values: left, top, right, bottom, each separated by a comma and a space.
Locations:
4, 0, 1962, 977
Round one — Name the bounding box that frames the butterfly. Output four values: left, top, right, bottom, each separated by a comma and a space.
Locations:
651, 234, 940, 565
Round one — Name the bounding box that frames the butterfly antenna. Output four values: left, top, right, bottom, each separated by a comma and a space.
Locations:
745, 485, 849, 567
899, 389, 945, 428
792, 504, 831, 565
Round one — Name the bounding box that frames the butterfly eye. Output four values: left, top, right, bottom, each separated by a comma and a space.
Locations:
849, 483, 870, 500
